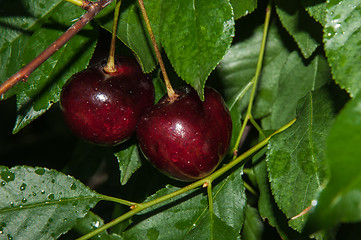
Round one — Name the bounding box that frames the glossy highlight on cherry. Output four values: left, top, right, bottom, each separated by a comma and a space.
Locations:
60, 57, 154, 146
137, 86, 232, 181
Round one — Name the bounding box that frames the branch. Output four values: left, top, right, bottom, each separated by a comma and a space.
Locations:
0, 0, 113, 96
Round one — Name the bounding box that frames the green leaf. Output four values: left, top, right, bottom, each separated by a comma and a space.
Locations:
114, 143, 142, 185
302, 0, 327, 26
96, 3, 157, 73
241, 205, 264, 240
305, 91, 361, 232
230, 0, 257, 19
0, 166, 101, 240
275, 0, 323, 58
218, 24, 288, 118
266, 86, 338, 231
0, 0, 63, 52
218, 23, 330, 129
185, 212, 240, 240
262, 53, 330, 130
253, 148, 311, 240
123, 167, 246, 239
12, 3, 97, 133
323, 0, 361, 97
161, 0, 234, 98
73, 211, 123, 240
228, 98, 243, 154
0, 0, 66, 99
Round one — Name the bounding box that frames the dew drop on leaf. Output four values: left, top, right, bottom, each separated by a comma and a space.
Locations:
47, 194, 55, 200
21, 198, 27, 203
1, 181, 6, 186
20, 183, 27, 191
41, 190, 45, 195
51, 179, 55, 183
7, 234, 12, 240
0, 171, 15, 183
70, 183, 77, 190
34, 168, 45, 175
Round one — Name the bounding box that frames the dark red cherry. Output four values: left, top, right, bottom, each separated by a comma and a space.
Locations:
136, 86, 232, 181
60, 57, 154, 145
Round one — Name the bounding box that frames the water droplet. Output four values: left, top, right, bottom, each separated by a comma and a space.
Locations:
21, 198, 27, 203
41, 190, 45, 195
51, 179, 55, 184
7, 234, 12, 240
48, 218, 53, 223
1, 181, 6, 186
47, 194, 55, 200
0, 222, 6, 234
20, 183, 27, 191
70, 183, 77, 190
35, 168, 45, 175
9, 202, 14, 207
32, 192, 37, 196
1, 171, 15, 183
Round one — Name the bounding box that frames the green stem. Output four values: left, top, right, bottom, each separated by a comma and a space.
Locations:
243, 181, 258, 196
232, 2, 272, 155
98, 194, 136, 206
206, 181, 214, 240
104, 0, 122, 73
77, 118, 296, 240
65, 0, 83, 7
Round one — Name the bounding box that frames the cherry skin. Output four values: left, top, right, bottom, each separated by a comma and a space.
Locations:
60, 57, 154, 146
136, 86, 232, 181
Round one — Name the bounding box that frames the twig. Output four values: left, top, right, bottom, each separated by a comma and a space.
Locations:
0, 0, 113, 97
137, 0, 177, 101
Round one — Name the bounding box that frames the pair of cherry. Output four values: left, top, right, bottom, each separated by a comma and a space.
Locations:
60, 57, 232, 181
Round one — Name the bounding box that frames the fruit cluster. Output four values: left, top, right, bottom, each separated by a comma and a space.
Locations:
60, 57, 232, 181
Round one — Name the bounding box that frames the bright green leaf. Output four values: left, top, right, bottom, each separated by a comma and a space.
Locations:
276, 0, 323, 58
161, 0, 234, 98
0, 166, 101, 240
114, 143, 142, 185
266, 86, 338, 231
230, 0, 257, 19
305, 91, 361, 233
323, 0, 361, 97
123, 167, 245, 239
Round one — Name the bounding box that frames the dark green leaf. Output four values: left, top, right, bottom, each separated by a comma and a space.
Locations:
185, 212, 240, 240
302, 0, 327, 26
0, 0, 67, 99
123, 166, 246, 239
218, 24, 289, 118
12, 3, 97, 133
305, 91, 361, 232
230, 0, 257, 19
0, 166, 101, 240
262, 53, 330, 130
97, 3, 157, 73
161, 0, 234, 98
241, 205, 264, 240
228, 98, 243, 154
275, 0, 323, 58
323, 0, 361, 97
266, 86, 338, 231
253, 148, 311, 240
73, 211, 123, 240
114, 143, 142, 185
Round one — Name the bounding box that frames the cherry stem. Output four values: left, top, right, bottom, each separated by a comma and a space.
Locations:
0, 0, 113, 97
77, 118, 296, 240
232, 1, 272, 156
104, 0, 122, 73
137, 0, 177, 101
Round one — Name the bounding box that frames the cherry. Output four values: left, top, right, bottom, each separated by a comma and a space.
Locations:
136, 86, 232, 181
60, 57, 154, 145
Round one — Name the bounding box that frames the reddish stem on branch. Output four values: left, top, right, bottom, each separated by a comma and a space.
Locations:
0, 0, 113, 97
